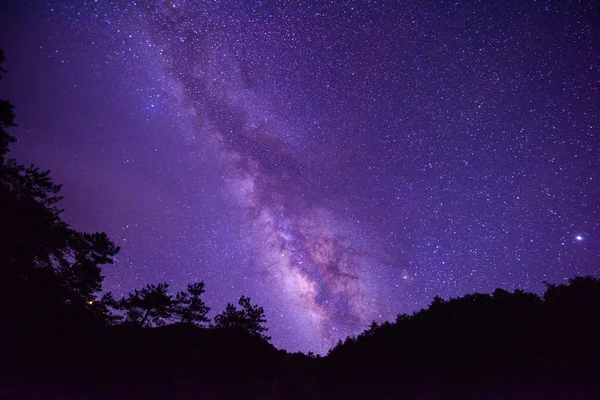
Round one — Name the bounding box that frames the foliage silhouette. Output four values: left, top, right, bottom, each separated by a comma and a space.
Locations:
172, 281, 211, 326
0, 50, 119, 331
0, 50, 16, 159
214, 295, 271, 341
114, 282, 174, 327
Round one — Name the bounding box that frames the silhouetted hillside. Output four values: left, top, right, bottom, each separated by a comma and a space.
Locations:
318, 276, 600, 399
3, 323, 287, 399
3, 277, 600, 399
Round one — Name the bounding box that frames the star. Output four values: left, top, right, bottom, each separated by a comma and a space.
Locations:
575, 235, 584, 242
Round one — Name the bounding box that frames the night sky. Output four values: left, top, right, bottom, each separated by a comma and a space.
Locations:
0, 0, 598, 354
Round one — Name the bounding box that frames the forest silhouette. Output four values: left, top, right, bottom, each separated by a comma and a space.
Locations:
1, 50, 599, 399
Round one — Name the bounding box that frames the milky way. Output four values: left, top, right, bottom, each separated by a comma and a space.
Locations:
137, 1, 387, 348
0, 0, 598, 353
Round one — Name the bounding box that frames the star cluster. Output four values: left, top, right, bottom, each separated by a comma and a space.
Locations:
0, 0, 598, 353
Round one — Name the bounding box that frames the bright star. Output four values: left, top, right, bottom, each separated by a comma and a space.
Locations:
575, 235, 583, 241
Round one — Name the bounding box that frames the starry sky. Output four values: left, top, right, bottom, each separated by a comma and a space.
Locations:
0, 0, 598, 354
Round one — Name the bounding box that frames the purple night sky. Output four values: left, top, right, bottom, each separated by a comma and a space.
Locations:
0, 0, 598, 354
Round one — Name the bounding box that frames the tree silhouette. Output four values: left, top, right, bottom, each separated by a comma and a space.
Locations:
173, 282, 210, 326
60, 232, 120, 305
0, 50, 119, 328
214, 295, 271, 341
116, 283, 173, 327
363, 321, 379, 337
0, 50, 17, 159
